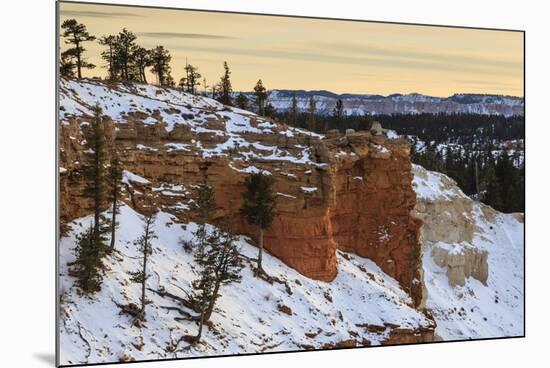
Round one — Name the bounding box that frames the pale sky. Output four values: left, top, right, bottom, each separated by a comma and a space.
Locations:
59, 1, 524, 97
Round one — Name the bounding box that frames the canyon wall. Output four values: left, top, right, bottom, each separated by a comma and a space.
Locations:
59, 79, 424, 305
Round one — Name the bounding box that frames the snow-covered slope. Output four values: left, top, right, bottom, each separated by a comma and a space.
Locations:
262, 90, 524, 117
60, 78, 323, 175
412, 165, 524, 339
59, 205, 433, 365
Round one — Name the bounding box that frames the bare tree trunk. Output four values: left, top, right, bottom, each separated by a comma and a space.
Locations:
110, 194, 117, 250
257, 228, 264, 275
140, 221, 150, 314
196, 311, 204, 341
204, 281, 220, 321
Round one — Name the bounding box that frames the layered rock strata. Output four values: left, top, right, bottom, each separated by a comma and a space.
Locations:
59, 78, 424, 305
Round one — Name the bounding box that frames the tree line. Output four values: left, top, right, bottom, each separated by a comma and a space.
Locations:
275, 106, 524, 213
60, 19, 279, 116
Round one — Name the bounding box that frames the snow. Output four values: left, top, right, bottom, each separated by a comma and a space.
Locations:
276, 192, 297, 199
59, 205, 432, 365
300, 186, 318, 194
412, 164, 467, 200
412, 165, 524, 340
59, 79, 325, 176
265, 90, 523, 117
122, 170, 150, 185
385, 130, 399, 140
136, 144, 158, 152
422, 207, 524, 339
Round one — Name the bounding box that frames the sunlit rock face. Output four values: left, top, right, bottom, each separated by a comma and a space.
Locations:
59, 78, 423, 304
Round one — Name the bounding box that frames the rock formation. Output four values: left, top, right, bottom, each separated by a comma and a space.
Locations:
59, 78, 424, 306
412, 164, 490, 287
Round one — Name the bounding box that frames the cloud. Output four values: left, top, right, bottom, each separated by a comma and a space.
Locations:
174, 44, 517, 77
315, 42, 522, 71
137, 32, 236, 40
60, 10, 143, 18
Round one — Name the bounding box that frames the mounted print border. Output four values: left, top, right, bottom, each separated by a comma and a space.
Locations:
56, 1, 525, 366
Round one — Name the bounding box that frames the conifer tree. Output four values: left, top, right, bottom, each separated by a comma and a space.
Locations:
202, 225, 244, 320
179, 63, 202, 94
132, 46, 152, 83
187, 182, 244, 342
59, 54, 75, 78
217, 61, 233, 105
98, 35, 118, 80
483, 166, 504, 210
189, 258, 215, 342
149, 46, 172, 86
264, 102, 277, 118
253, 79, 268, 115
333, 99, 344, 122
115, 28, 137, 81
289, 93, 298, 126
236, 92, 249, 110
69, 104, 110, 293
61, 19, 96, 79
108, 150, 123, 250
187, 181, 216, 343
305, 96, 317, 132
129, 209, 157, 320
240, 173, 276, 276
81, 104, 111, 254
69, 222, 104, 293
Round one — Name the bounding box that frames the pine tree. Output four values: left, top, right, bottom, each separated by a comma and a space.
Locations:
253, 80, 268, 115
187, 181, 216, 343
202, 225, 244, 320
132, 46, 152, 83
264, 102, 277, 118
69, 222, 104, 293
179, 63, 202, 94
333, 99, 344, 122
289, 93, 298, 126
129, 209, 157, 321
305, 96, 317, 132
98, 35, 118, 80
59, 53, 75, 78
108, 150, 123, 250
483, 166, 504, 211
69, 104, 110, 293
240, 173, 276, 276
217, 61, 233, 105
236, 92, 249, 110
82, 104, 111, 248
149, 46, 172, 86
60, 19, 96, 79
114, 28, 137, 81
189, 257, 215, 342
186, 182, 244, 342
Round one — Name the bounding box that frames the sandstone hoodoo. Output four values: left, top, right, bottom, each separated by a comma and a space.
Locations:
59, 78, 424, 305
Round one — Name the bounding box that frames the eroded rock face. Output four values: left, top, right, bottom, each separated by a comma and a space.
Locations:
431, 243, 488, 286
326, 133, 424, 305
59, 78, 424, 304
412, 165, 489, 287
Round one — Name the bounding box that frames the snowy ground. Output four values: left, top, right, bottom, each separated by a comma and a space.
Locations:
60, 78, 324, 176
59, 205, 432, 365
422, 206, 524, 340
412, 165, 524, 340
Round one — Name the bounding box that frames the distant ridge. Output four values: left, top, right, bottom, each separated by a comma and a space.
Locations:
241, 90, 524, 117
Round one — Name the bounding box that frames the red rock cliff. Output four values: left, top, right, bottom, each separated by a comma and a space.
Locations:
59, 79, 424, 305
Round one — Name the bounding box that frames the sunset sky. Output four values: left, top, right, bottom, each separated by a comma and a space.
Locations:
59, 1, 524, 97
